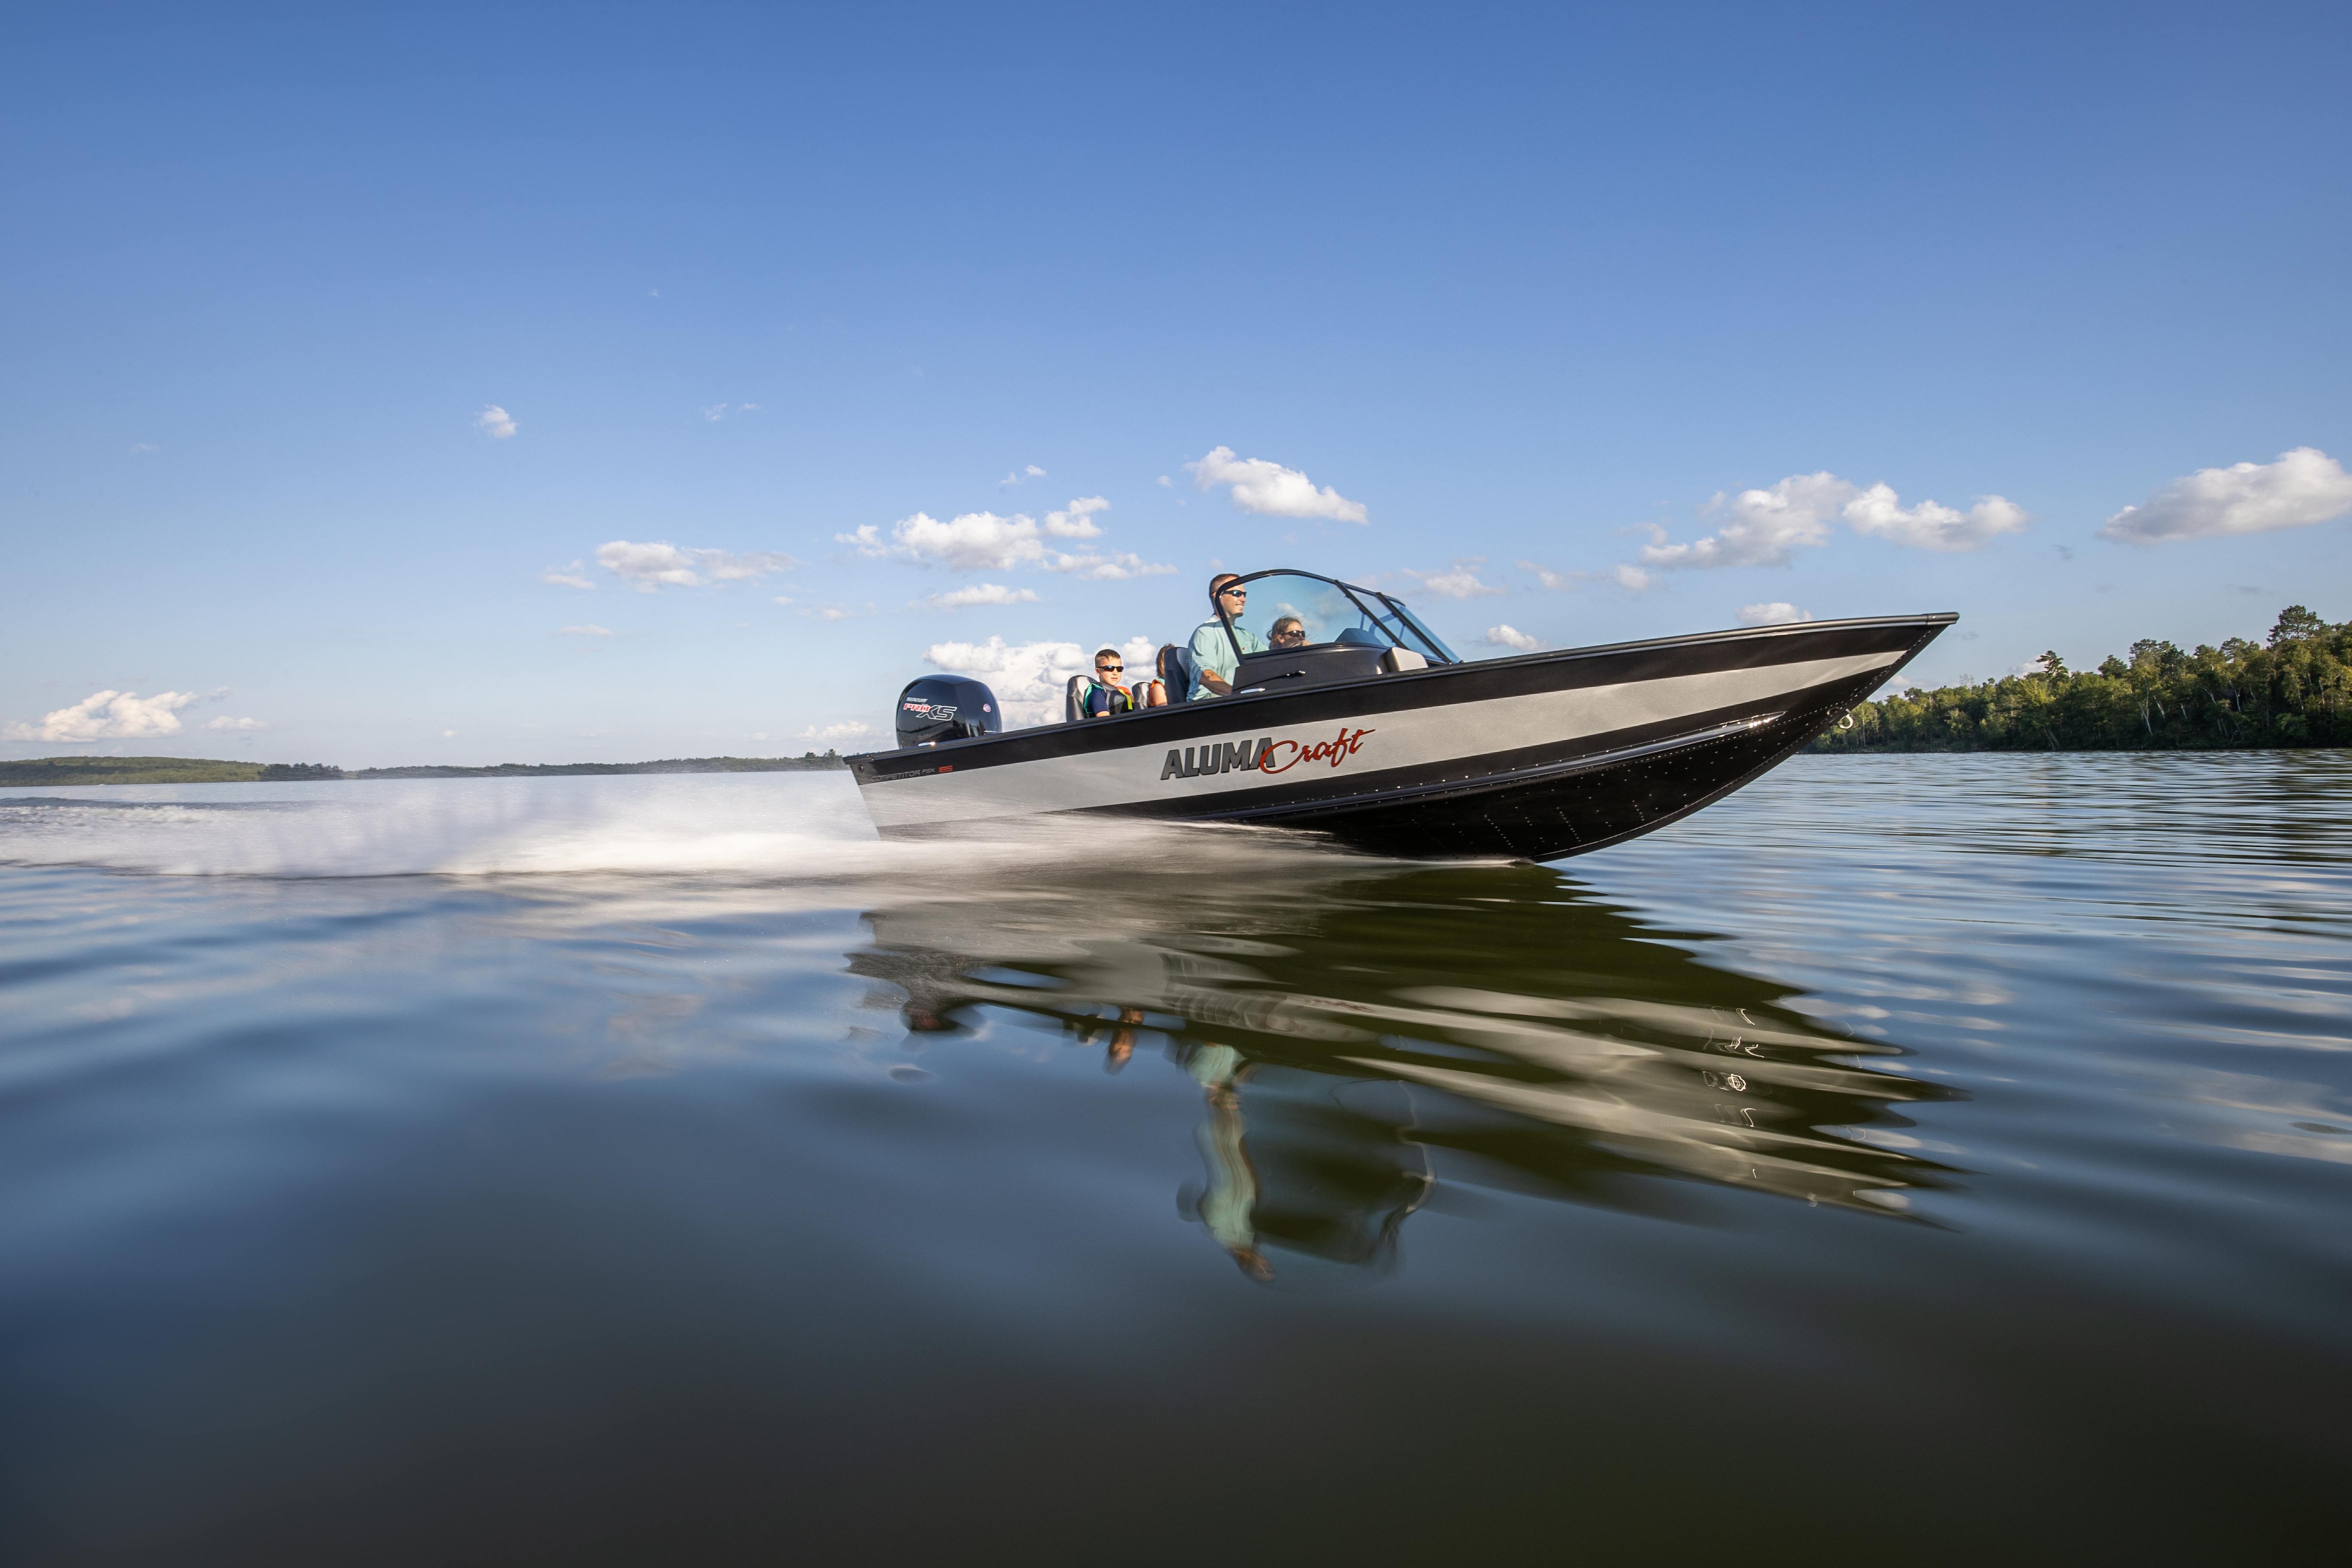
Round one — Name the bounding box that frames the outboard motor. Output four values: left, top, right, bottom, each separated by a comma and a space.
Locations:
894, 676, 1001, 748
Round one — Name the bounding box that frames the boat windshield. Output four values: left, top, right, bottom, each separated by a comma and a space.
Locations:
1220, 572, 1456, 664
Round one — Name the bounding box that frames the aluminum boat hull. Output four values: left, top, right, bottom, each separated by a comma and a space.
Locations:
850, 612, 1954, 861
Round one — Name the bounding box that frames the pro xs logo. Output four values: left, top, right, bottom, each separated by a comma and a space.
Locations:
1160, 726, 1374, 781
901, 700, 961, 721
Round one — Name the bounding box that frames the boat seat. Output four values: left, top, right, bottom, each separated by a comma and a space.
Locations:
1156, 644, 1193, 703
1064, 674, 1090, 724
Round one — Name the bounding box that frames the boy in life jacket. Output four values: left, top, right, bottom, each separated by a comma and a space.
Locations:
1081, 647, 1165, 717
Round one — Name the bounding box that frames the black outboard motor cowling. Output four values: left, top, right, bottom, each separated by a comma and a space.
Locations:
894, 676, 1001, 748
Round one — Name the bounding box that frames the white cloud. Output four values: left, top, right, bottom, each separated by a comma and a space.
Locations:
927, 583, 1040, 608
1156, 475, 1173, 488
702, 403, 729, 422
1738, 602, 1812, 626
1518, 561, 1576, 591
1641, 473, 1853, 571
925, 634, 1157, 728
1398, 560, 1504, 600
839, 498, 1170, 578
999, 464, 1048, 486
595, 540, 795, 591
443, 730, 457, 738
129, 443, 159, 454
205, 715, 267, 731
541, 560, 594, 589
1843, 486, 2029, 552
1613, 564, 1654, 591
1039, 549, 1175, 581
1633, 471, 2027, 572
1185, 446, 1368, 522
1481, 624, 1542, 652
559, 624, 616, 636
800, 722, 874, 744
475, 405, 516, 439
2100, 447, 2352, 544
5, 689, 199, 743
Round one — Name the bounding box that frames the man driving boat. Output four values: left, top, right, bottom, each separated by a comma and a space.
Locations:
1186, 574, 1267, 700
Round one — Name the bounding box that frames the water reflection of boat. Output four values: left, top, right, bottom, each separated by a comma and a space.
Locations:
854, 570, 1955, 861
847, 855, 1961, 1279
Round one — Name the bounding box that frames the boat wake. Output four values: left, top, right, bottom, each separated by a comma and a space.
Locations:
0, 772, 1367, 885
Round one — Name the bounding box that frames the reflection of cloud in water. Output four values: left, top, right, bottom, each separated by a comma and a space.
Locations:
850, 859, 1961, 1278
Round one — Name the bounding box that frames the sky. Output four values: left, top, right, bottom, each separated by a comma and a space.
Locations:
4, 1, 2349, 763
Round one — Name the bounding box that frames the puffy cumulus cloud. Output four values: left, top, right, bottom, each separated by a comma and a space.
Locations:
559, 624, 616, 636
1518, 561, 1579, 591
1843, 486, 2029, 552
1481, 624, 1542, 652
1185, 446, 1368, 522
595, 540, 795, 591
2100, 447, 2352, 545
542, 560, 594, 589
841, 498, 1172, 579
926, 634, 1158, 728
1738, 602, 1812, 626
1398, 560, 1504, 600
1613, 564, 1654, 591
5, 689, 199, 742
204, 715, 268, 730
475, 405, 516, 439
926, 583, 1040, 609
1641, 473, 1854, 571
1634, 472, 2027, 572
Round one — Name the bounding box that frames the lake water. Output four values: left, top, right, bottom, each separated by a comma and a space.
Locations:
2, 755, 2347, 1563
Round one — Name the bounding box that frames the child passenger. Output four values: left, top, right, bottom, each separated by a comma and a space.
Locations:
1081, 649, 1165, 717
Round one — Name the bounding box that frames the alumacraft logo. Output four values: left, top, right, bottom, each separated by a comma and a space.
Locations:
1159, 725, 1374, 781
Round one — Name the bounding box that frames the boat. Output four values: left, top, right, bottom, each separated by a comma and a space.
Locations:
849, 568, 1953, 861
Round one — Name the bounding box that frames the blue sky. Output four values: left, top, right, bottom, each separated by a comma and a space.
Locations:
5, 2, 2348, 762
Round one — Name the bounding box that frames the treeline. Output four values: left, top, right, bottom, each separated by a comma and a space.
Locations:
0, 753, 851, 787
0, 756, 270, 786
1812, 605, 2350, 753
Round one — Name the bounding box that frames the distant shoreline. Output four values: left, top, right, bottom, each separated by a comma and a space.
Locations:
0, 754, 851, 788
1809, 603, 2345, 755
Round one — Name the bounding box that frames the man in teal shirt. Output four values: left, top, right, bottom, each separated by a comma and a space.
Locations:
1187, 575, 1265, 700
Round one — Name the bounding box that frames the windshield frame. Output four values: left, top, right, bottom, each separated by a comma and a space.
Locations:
1209, 569, 1459, 668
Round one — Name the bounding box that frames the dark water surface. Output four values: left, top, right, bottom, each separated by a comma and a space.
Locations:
2, 756, 2347, 1563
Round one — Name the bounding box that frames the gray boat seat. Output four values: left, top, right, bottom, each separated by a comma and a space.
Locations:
1156, 644, 1193, 702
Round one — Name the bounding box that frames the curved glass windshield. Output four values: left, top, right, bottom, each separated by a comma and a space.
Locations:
1224, 573, 1391, 653
1220, 572, 1456, 664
